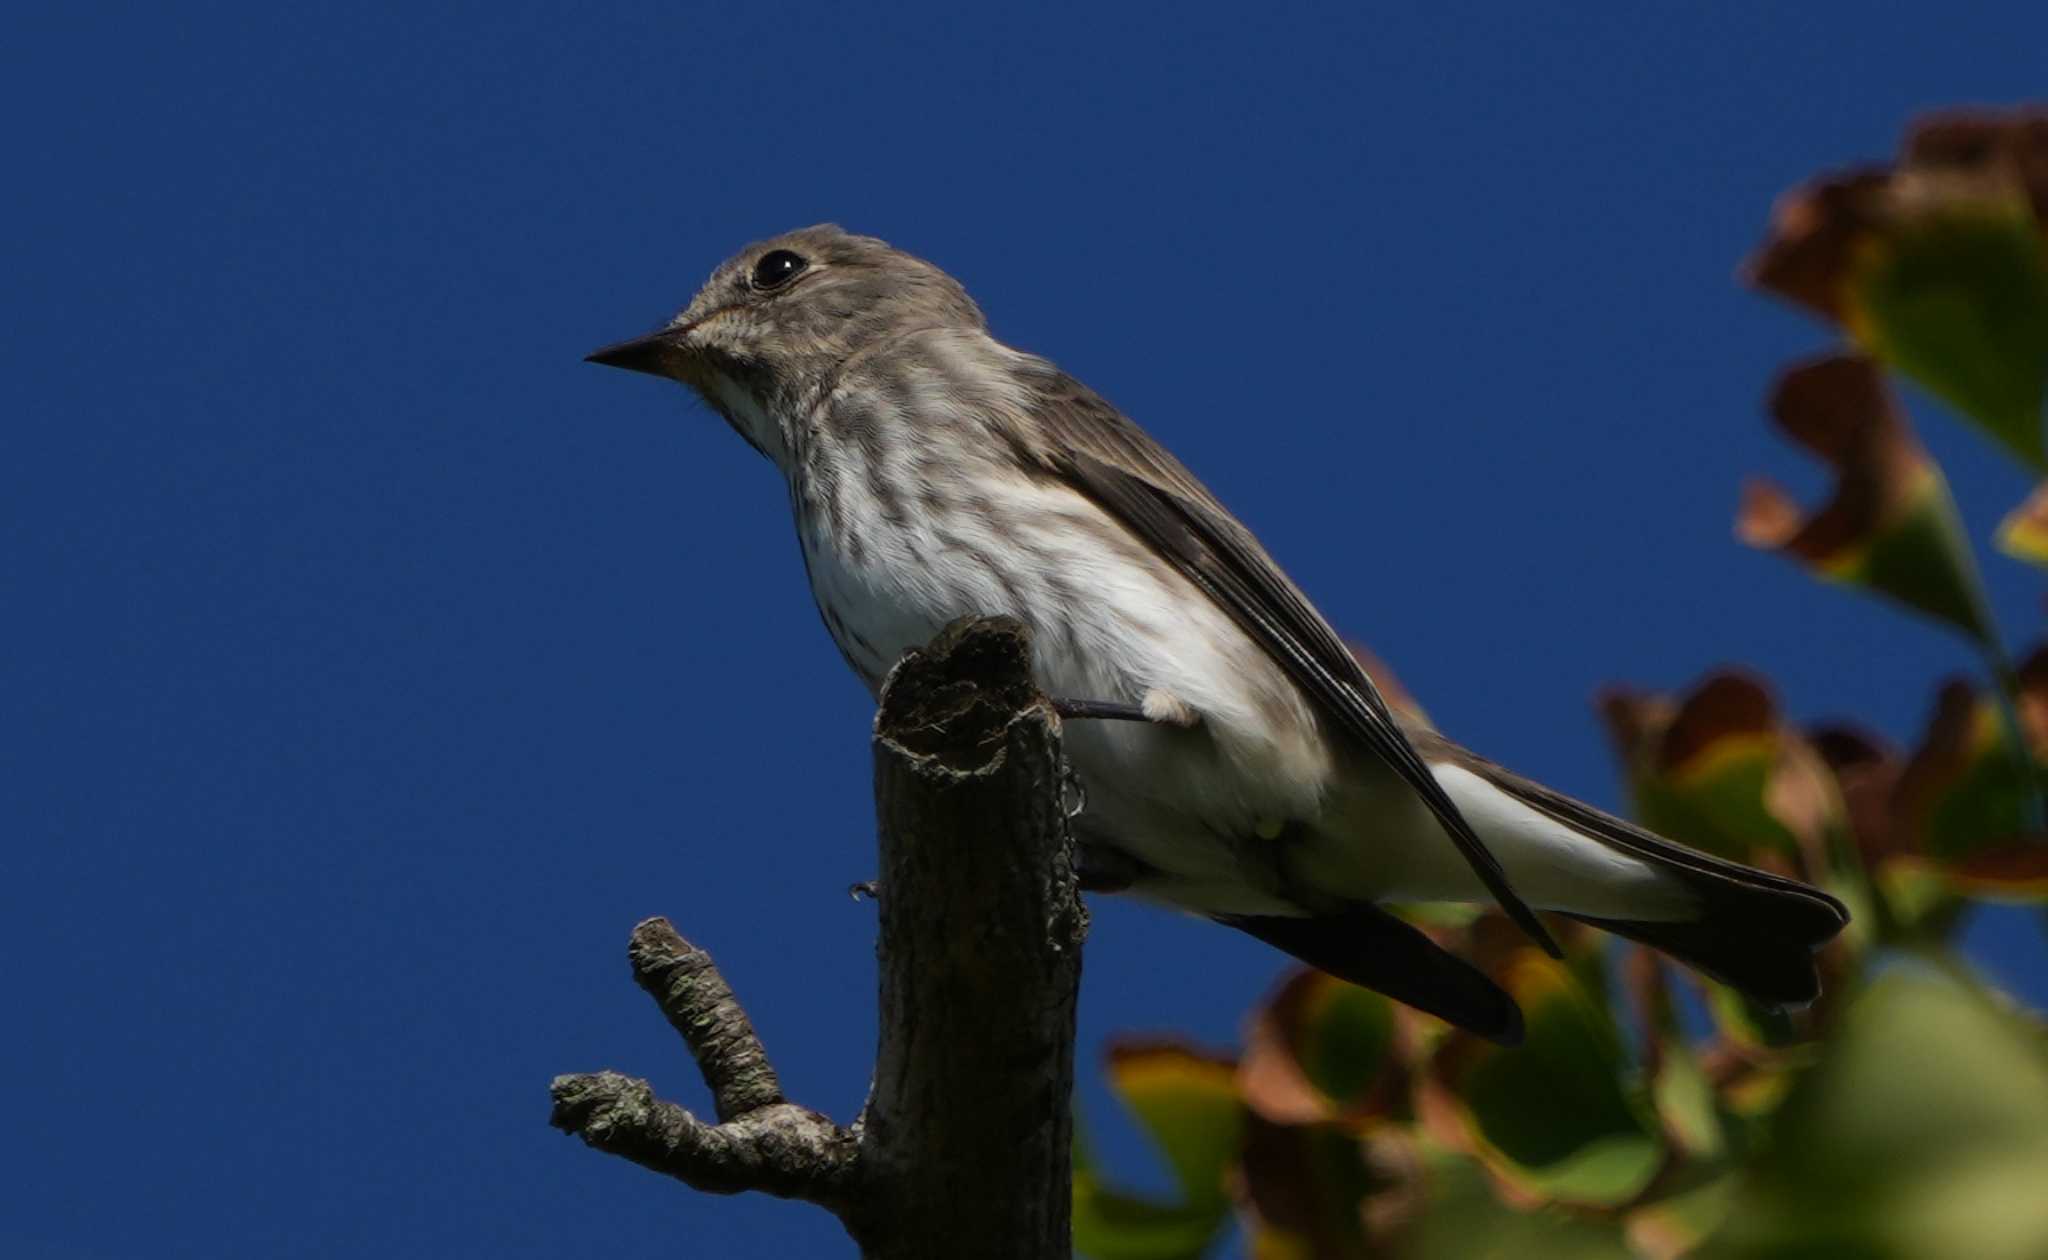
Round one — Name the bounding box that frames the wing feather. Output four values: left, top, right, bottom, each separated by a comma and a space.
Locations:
1021, 373, 1562, 956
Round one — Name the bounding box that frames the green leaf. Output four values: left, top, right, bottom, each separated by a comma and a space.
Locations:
1696, 967, 2048, 1259
1744, 107, 2048, 472
1240, 970, 1401, 1125
1293, 980, 1396, 1107
1874, 855, 1962, 934
1073, 1173, 1229, 1260
1811, 664, 2048, 920
1625, 1172, 1743, 1260
1700, 978, 1804, 1055
1104, 1040, 1245, 1210
1602, 672, 1842, 868
1428, 951, 1665, 1207
1850, 202, 2048, 470
1889, 662, 2048, 902
1632, 742, 1802, 865
1996, 481, 2048, 569
1073, 1042, 1242, 1260
1650, 1037, 1726, 1159
1403, 1150, 1638, 1260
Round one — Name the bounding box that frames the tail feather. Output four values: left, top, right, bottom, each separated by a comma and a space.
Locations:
1207, 731, 1851, 1034
1423, 732, 1849, 1006
1566, 914, 1823, 1005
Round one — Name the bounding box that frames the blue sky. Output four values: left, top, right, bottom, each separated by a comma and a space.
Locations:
5, 4, 2045, 1256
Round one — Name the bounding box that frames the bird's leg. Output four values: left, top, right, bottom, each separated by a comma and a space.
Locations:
1059, 756, 1087, 820
861, 688, 1197, 900
1051, 698, 1151, 723
1051, 688, 1201, 728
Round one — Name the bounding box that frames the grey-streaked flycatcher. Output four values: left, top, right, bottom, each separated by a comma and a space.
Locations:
587, 224, 1846, 1045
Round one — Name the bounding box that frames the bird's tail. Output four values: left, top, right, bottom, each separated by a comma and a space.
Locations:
1549, 820, 1848, 1005
1214, 731, 1848, 1045
1427, 737, 1848, 1005
1565, 908, 1835, 1005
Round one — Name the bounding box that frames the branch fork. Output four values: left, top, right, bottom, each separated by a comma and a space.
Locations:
549, 617, 1085, 1258
549, 919, 860, 1207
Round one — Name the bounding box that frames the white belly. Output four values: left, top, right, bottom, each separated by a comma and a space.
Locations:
795, 468, 1334, 910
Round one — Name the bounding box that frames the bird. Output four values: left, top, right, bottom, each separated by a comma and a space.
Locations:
586, 224, 1848, 1046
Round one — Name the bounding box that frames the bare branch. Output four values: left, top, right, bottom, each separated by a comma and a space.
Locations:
549, 617, 1084, 1257
548, 921, 858, 1213
549, 1072, 857, 1203
855, 616, 1083, 1256
626, 918, 785, 1123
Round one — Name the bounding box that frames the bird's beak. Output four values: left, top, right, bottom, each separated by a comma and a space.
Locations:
584, 323, 693, 377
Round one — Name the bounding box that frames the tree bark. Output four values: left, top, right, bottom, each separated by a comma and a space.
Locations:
550, 617, 1085, 1258
855, 616, 1087, 1254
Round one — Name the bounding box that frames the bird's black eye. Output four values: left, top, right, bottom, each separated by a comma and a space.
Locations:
750, 249, 808, 291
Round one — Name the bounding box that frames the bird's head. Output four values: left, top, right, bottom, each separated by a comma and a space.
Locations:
586, 225, 985, 462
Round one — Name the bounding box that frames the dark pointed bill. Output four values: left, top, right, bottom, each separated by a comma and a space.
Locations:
585, 327, 689, 376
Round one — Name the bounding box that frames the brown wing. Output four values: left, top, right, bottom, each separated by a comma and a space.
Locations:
1025, 372, 1562, 957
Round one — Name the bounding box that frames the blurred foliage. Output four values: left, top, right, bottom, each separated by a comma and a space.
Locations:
1746, 109, 2048, 468
1077, 106, 2048, 1259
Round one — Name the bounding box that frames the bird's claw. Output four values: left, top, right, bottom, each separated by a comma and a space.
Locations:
1059, 757, 1087, 820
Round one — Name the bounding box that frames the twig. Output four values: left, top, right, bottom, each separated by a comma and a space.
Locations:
549, 919, 859, 1209
548, 617, 1085, 1258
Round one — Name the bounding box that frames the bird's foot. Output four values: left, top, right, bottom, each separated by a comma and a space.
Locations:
1059, 756, 1087, 819
1140, 688, 1200, 728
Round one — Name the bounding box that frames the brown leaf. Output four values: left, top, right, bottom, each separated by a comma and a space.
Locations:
1738, 354, 1992, 642
1942, 843, 2048, 895
1653, 672, 1777, 777
1739, 356, 1922, 560
1237, 969, 1405, 1127
1808, 722, 1904, 859
1889, 647, 2048, 870
1745, 106, 2048, 469
1747, 168, 1894, 323
1903, 109, 2048, 227
2021, 644, 2048, 750
1599, 670, 1841, 870
1236, 1117, 1424, 1259
1746, 106, 2048, 314
1896, 680, 1992, 823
